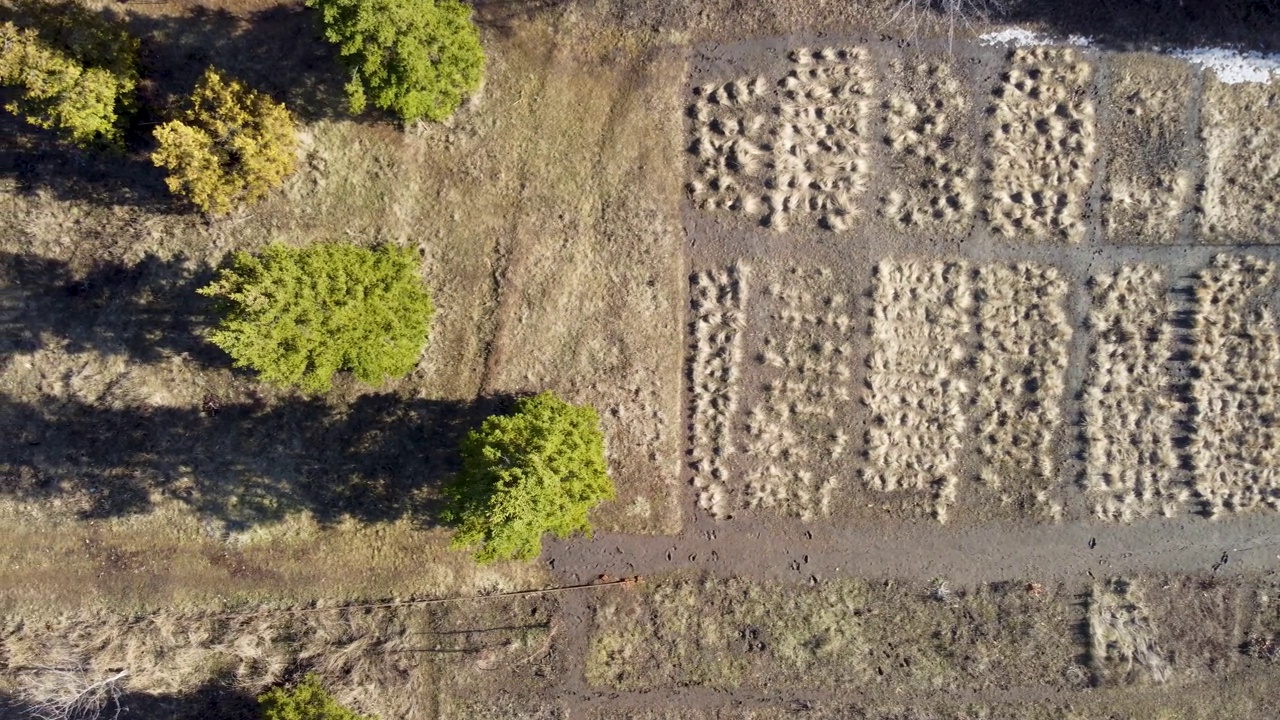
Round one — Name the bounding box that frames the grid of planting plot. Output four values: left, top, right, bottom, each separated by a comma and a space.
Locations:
686, 47, 874, 231
972, 263, 1071, 514
864, 259, 971, 522
1100, 54, 1195, 244
738, 267, 851, 520
985, 47, 1097, 243
1199, 79, 1280, 243
1190, 255, 1280, 516
1083, 266, 1183, 520
880, 59, 976, 231
687, 264, 750, 519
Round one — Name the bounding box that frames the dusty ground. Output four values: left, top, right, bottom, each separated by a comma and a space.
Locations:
5, 0, 1280, 718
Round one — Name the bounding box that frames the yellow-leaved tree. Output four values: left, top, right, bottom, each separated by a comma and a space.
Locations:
0, 10, 138, 147
151, 68, 298, 214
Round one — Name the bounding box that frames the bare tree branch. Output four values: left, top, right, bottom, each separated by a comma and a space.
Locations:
18, 665, 129, 720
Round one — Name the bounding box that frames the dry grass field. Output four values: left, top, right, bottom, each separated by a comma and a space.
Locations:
587, 571, 1280, 710
8, 0, 1280, 716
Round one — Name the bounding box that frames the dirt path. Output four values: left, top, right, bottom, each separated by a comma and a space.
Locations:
546, 510, 1280, 587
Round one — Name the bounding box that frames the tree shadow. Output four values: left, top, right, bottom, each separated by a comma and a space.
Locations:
0, 682, 259, 720
116, 682, 261, 720
0, 388, 515, 530
1005, 0, 1280, 51
0, 251, 221, 367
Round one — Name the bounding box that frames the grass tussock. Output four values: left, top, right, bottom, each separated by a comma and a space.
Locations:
864, 259, 971, 523
1089, 578, 1170, 685
985, 47, 1097, 242
1200, 78, 1280, 243
881, 60, 976, 231
688, 264, 750, 519
974, 263, 1071, 514
1083, 265, 1184, 521
1190, 254, 1280, 516
1, 595, 557, 720
687, 48, 873, 232
1100, 54, 1194, 244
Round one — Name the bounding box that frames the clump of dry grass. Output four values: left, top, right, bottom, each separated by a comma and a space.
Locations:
739, 268, 848, 520
2, 598, 553, 720
685, 48, 873, 232
1083, 265, 1184, 520
1100, 55, 1194, 244
974, 263, 1071, 512
1089, 578, 1170, 685
688, 263, 750, 518
881, 60, 976, 231
864, 259, 972, 523
1190, 254, 1280, 517
985, 47, 1097, 242
1199, 78, 1280, 243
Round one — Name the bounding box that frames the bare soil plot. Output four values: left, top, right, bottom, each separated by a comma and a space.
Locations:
1100, 54, 1197, 244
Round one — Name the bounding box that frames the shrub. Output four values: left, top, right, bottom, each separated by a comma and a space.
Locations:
307, 0, 484, 123
0, 0, 138, 147
151, 68, 298, 214
444, 391, 614, 563
258, 674, 371, 720
199, 242, 434, 392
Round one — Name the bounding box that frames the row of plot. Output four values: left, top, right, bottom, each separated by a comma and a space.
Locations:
687, 255, 1280, 523
687, 45, 1280, 243
587, 573, 1279, 695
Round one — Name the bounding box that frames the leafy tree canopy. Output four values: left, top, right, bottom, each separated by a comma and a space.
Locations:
0, 0, 138, 146
307, 0, 484, 123
444, 392, 614, 563
258, 674, 372, 720
151, 68, 298, 214
199, 242, 434, 393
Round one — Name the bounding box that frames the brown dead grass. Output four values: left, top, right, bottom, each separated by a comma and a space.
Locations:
1200, 77, 1280, 243
0, 0, 684, 622
1101, 53, 1195, 244
0, 590, 559, 720
587, 572, 1081, 694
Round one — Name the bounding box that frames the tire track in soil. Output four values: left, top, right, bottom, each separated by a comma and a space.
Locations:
545, 512, 1280, 588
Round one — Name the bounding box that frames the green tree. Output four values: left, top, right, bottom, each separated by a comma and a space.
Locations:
152, 68, 298, 214
0, 0, 138, 147
199, 242, 434, 393
306, 0, 484, 123
258, 674, 371, 720
444, 392, 614, 563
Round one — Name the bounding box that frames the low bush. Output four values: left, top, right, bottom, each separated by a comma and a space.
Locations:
258, 674, 371, 720
444, 391, 614, 563
151, 68, 298, 214
199, 242, 434, 392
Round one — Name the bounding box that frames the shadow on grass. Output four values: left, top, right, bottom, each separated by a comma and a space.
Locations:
0, 388, 515, 529
0, 682, 260, 720
0, 251, 221, 367
471, 0, 569, 33
1005, 0, 1280, 51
